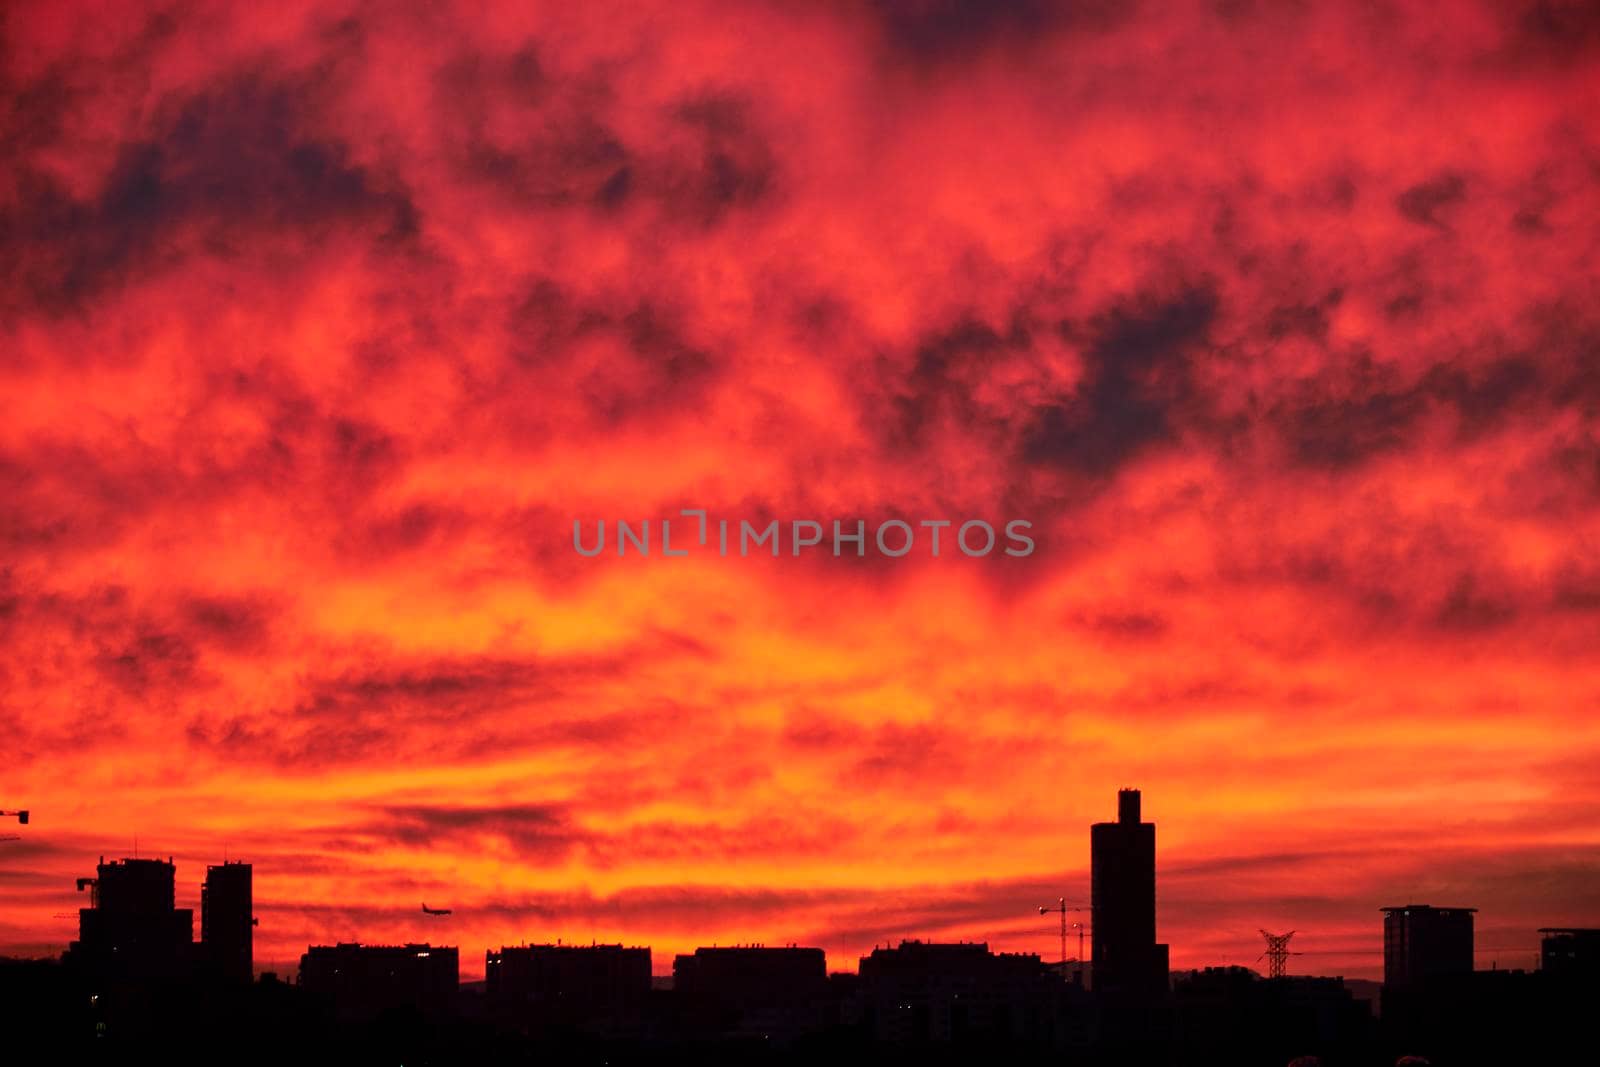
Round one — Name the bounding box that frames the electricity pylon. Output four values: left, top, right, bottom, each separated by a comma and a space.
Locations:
1259, 929, 1298, 978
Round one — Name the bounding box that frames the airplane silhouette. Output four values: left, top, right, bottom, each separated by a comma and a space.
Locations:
421, 902, 452, 916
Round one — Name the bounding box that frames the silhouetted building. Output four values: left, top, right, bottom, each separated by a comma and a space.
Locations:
486, 943, 650, 1024
65, 857, 195, 982
298, 943, 458, 1022
1091, 788, 1169, 998
1539, 927, 1600, 979
1381, 905, 1474, 988
1174, 966, 1373, 1063
672, 945, 826, 1004
201, 861, 253, 983
672, 945, 829, 1040
856, 940, 1076, 1047
1381, 967, 1592, 1065
0, 956, 91, 1041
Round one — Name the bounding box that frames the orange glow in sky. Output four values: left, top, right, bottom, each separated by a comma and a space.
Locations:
3, 0, 1599, 980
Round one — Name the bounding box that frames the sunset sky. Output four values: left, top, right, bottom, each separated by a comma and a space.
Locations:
3, 1, 1599, 981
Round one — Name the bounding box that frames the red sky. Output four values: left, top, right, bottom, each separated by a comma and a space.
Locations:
2, 0, 1599, 981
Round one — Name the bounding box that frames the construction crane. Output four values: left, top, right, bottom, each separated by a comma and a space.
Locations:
1259, 929, 1300, 978
1, 810, 27, 824
1039, 898, 1090, 969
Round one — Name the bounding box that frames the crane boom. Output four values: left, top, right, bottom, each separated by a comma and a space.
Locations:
1039, 897, 1090, 970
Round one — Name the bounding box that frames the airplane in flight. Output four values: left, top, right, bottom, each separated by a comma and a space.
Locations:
421, 902, 452, 916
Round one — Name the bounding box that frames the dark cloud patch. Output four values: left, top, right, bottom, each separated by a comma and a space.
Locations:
1433, 573, 1520, 632
1421, 357, 1543, 439
1498, 0, 1600, 66
189, 364, 409, 505
497, 282, 723, 426
846, 722, 961, 786
435, 52, 776, 226
863, 315, 1034, 460
1265, 289, 1342, 343
94, 627, 199, 695
1541, 433, 1600, 504
0, 388, 410, 573
1023, 283, 1219, 476
1163, 847, 1370, 881
0, 62, 75, 171
1388, 843, 1600, 923
870, 0, 1134, 63
290, 655, 578, 719
0, 71, 417, 316
435, 45, 628, 209
183, 641, 701, 768
315, 416, 404, 501
0, 438, 183, 555
1396, 173, 1467, 228
278, 882, 863, 934
328, 803, 860, 870
1209, 502, 1600, 639
1072, 608, 1170, 642
781, 712, 858, 750
182, 594, 277, 653
666, 93, 779, 224
0, 691, 130, 766
1274, 358, 1427, 469
588, 305, 719, 423
1270, 350, 1568, 471
359, 803, 583, 860
592, 812, 861, 866
334, 501, 467, 560
0, 580, 283, 758
184, 713, 394, 771
1550, 564, 1600, 614
504, 277, 596, 366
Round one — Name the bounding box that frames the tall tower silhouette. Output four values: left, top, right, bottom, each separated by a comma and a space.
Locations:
202, 861, 254, 983
1090, 788, 1169, 997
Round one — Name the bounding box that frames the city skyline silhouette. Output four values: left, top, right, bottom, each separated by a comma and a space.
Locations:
6, 788, 1594, 1064
5, 789, 1587, 982
3, 790, 1578, 985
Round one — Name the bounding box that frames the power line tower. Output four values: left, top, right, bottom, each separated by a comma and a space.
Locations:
1258, 929, 1298, 978
1039, 898, 1089, 968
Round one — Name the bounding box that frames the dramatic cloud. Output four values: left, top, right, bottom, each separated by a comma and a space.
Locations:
2, 0, 1598, 980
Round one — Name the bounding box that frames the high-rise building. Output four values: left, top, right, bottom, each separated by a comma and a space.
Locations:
486, 943, 651, 1021
1381, 905, 1475, 988
1090, 788, 1169, 997
298, 942, 459, 1021
672, 945, 827, 1006
856, 940, 1062, 1045
66, 857, 195, 981
201, 861, 254, 983
672, 945, 830, 1040
1538, 928, 1600, 980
